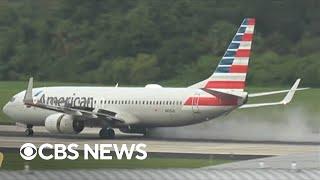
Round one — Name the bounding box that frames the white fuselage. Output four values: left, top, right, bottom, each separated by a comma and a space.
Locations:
3, 86, 244, 128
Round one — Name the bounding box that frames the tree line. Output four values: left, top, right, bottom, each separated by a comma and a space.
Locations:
0, 0, 319, 87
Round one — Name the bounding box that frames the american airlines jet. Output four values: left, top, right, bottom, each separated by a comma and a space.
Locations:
2, 18, 307, 139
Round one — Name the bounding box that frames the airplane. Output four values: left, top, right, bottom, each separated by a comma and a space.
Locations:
2, 18, 308, 139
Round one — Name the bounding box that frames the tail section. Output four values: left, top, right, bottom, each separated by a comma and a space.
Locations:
191, 18, 255, 91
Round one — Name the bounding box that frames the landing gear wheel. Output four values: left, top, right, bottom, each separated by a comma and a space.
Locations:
25, 128, 34, 137
107, 128, 115, 139
99, 128, 115, 139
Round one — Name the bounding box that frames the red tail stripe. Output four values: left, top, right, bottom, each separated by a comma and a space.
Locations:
184, 97, 238, 106
248, 18, 256, 25
236, 49, 251, 57
205, 81, 245, 89
242, 34, 253, 41
230, 65, 248, 73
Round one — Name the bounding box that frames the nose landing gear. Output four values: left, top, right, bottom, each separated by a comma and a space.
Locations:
99, 128, 115, 139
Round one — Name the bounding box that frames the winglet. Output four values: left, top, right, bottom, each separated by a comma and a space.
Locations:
281, 78, 300, 105
23, 77, 34, 104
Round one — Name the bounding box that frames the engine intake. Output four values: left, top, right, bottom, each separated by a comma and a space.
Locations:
45, 113, 84, 134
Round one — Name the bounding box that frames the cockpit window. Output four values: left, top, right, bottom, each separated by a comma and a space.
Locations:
10, 97, 15, 102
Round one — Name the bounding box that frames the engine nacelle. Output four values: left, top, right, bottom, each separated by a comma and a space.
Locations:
45, 113, 84, 134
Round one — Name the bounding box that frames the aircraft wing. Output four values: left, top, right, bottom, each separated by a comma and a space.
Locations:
23, 77, 124, 123
240, 79, 304, 109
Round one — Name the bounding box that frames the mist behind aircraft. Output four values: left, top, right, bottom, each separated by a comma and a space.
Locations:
149, 104, 320, 142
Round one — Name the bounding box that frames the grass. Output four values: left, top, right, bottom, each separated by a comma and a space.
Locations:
1, 152, 232, 170
0, 81, 319, 125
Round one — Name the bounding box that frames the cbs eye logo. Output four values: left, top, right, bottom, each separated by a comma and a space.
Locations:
20, 143, 37, 160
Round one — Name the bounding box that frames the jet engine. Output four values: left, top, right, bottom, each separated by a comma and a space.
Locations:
45, 113, 84, 134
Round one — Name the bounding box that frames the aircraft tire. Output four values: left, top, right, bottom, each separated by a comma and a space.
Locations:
25, 128, 34, 137
99, 128, 115, 139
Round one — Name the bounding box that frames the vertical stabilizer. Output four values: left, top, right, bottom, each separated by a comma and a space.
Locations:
190, 18, 255, 91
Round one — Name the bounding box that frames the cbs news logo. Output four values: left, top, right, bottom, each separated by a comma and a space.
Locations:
20, 142, 147, 160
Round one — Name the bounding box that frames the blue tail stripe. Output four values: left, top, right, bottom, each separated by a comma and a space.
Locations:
215, 66, 231, 73
228, 43, 240, 49
219, 58, 234, 65
237, 26, 246, 33
224, 51, 236, 57
241, 19, 248, 25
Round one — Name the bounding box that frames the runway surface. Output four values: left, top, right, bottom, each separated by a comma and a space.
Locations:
206, 151, 320, 169
0, 125, 319, 156
1, 168, 319, 180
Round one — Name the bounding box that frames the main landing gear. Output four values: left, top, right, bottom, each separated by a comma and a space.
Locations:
25, 124, 34, 137
99, 128, 115, 139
